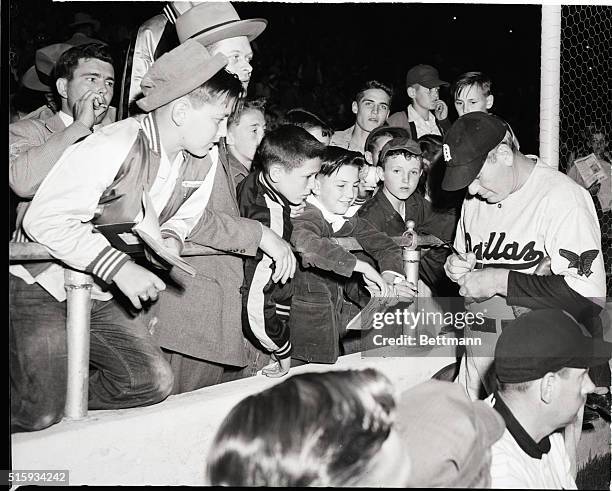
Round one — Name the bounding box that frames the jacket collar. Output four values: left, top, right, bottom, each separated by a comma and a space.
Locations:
44, 111, 68, 133
257, 171, 290, 207
493, 392, 551, 459
140, 112, 162, 155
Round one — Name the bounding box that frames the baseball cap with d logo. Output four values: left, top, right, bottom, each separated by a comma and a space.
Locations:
441, 112, 507, 191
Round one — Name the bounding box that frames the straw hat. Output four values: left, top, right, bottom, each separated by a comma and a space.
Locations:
175, 2, 267, 46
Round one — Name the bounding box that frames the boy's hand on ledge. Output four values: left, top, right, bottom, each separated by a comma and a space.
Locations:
259, 226, 296, 284
356, 260, 390, 297
114, 261, 166, 310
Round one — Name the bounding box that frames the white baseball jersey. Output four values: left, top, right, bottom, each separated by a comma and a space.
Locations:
454, 158, 606, 318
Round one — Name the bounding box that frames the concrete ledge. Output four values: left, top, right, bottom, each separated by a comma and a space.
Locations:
12, 346, 457, 485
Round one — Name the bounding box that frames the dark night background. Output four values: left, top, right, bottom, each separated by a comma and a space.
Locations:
8, 1, 543, 152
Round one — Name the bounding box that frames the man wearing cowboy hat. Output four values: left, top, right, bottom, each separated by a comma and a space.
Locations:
116, 2, 298, 393
120, 1, 267, 118
11, 40, 243, 432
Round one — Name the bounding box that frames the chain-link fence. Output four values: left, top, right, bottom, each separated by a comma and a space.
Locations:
559, 5, 612, 296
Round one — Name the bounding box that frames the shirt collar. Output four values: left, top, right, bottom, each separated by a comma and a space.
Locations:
408, 104, 434, 124
141, 112, 162, 155
306, 195, 347, 232
58, 110, 74, 127
493, 392, 551, 459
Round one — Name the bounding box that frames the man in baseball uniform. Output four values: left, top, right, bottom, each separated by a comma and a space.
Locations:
442, 112, 607, 400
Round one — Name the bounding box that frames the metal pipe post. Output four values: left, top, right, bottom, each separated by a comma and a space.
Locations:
63, 269, 93, 420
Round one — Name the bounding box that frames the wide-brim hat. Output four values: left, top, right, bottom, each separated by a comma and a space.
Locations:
175, 2, 267, 46
136, 39, 228, 113
21, 42, 74, 92
70, 12, 101, 32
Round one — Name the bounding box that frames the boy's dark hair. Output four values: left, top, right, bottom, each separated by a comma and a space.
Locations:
418, 134, 443, 167
451, 71, 493, 100
54, 43, 114, 81
365, 126, 411, 154
318, 146, 365, 177
227, 96, 266, 127
283, 108, 332, 138
252, 125, 325, 172
355, 80, 393, 104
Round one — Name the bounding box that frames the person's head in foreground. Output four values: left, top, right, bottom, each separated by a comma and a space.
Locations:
136, 39, 244, 159
251, 125, 325, 205
396, 379, 505, 488
206, 368, 410, 486
312, 146, 365, 215
442, 112, 522, 202
206, 370, 505, 487
494, 309, 611, 434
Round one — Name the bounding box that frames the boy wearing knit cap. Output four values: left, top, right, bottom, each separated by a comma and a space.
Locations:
11, 40, 242, 432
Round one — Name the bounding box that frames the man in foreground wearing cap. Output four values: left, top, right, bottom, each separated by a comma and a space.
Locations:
489, 309, 611, 488
9, 43, 116, 232
11, 40, 243, 432
387, 63, 452, 139
442, 112, 607, 400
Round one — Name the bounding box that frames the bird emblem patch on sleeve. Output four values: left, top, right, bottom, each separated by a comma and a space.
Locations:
559, 249, 599, 277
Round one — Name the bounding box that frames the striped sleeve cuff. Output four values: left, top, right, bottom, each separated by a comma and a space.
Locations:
86, 245, 132, 283
275, 340, 293, 360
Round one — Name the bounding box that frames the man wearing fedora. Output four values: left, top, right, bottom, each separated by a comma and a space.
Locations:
488, 309, 611, 488
10, 43, 116, 238
120, 1, 266, 118
66, 12, 106, 46
11, 40, 243, 432
442, 112, 607, 400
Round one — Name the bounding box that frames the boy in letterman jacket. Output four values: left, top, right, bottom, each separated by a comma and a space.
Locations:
237, 125, 325, 378
11, 41, 242, 432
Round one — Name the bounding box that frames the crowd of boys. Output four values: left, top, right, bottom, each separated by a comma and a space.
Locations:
9, 3, 611, 488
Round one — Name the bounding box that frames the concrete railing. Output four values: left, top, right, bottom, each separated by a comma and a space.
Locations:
9, 231, 444, 423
